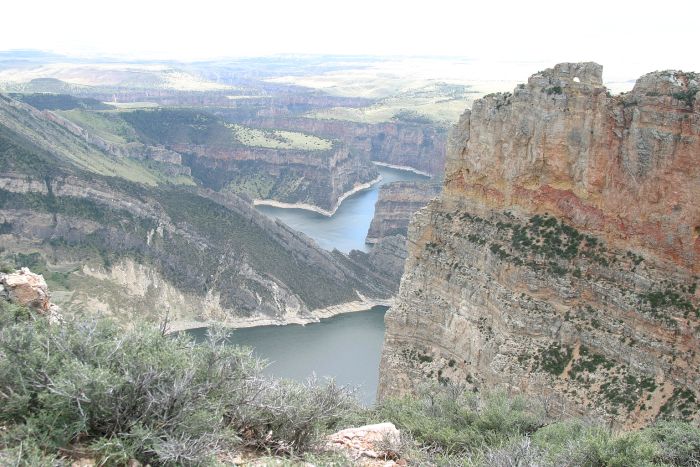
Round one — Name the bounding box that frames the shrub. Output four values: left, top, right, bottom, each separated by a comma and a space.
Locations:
644, 421, 700, 466
484, 437, 547, 467
232, 375, 357, 455
532, 420, 659, 466
0, 307, 356, 465
672, 88, 698, 107
371, 384, 543, 456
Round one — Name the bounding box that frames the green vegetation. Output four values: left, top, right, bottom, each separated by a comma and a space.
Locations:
626, 250, 644, 266
120, 109, 237, 147
569, 346, 615, 377
227, 124, 333, 151
402, 348, 434, 364
456, 211, 698, 329
370, 389, 542, 459
536, 343, 573, 376
0, 98, 192, 186
5, 252, 73, 291
468, 213, 615, 277
545, 86, 563, 95
660, 387, 699, 419
392, 109, 433, 125
467, 233, 486, 245
186, 153, 321, 203
12, 93, 113, 111
489, 243, 510, 261
3, 78, 88, 94
155, 189, 359, 309
641, 289, 698, 318
510, 214, 594, 262
2, 304, 699, 465
0, 303, 356, 465
672, 88, 698, 107
57, 109, 138, 144
0, 124, 62, 177
0, 183, 362, 310
361, 385, 700, 466
307, 82, 474, 124
122, 108, 334, 156
600, 374, 657, 414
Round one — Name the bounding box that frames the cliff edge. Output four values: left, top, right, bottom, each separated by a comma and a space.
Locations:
378, 63, 699, 428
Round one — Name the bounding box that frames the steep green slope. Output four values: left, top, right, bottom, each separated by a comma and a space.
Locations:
0, 94, 189, 185
0, 95, 394, 325
11, 92, 114, 111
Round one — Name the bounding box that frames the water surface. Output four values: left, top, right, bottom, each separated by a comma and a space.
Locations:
256, 166, 428, 253
194, 167, 426, 405
188, 306, 387, 406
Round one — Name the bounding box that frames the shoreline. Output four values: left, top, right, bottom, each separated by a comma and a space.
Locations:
371, 161, 431, 177
253, 175, 382, 217
166, 296, 394, 333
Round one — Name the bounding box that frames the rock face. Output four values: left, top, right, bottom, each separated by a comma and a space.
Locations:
350, 235, 409, 287
366, 181, 442, 244
378, 63, 700, 428
1, 267, 51, 310
181, 142, 377, 214
1, 267, 62, 322
119, 109, 379, 213
229, 115, 447, 176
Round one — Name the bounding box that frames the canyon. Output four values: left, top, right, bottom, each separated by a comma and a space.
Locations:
378, 63, 700, 428
0, 93, 401, 328
0, 53, 458, 329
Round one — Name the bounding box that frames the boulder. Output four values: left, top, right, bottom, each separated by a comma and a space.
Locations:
1, 267, 63, 323
1, 267, 50, 311
327, 422, 405, 466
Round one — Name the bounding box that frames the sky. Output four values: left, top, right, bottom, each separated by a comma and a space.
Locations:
2, 0, 699, 82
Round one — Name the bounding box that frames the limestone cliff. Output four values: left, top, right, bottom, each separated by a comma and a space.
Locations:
378, 63, 700, 428
366, 181, 442, 244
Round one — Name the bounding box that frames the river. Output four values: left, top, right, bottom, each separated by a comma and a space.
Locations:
187, 306, 387, 406
255, 165, 429, 253
196, 165, 428, 405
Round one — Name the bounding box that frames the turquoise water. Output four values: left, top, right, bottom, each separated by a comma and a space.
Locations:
256, 166, 428, 253
187, 306, 387, 406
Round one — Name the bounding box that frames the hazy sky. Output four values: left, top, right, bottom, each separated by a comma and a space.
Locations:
2, 0, 699, 81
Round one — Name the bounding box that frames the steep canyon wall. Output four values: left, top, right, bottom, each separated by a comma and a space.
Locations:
379, 63, 700, 427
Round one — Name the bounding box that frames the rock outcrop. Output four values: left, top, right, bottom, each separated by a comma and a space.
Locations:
366, 181, 442, 244
378, 63, 700, 428
326, 422, 405, 466
0, 267, 62, 323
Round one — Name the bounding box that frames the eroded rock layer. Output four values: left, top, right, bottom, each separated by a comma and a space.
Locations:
229, 116, 447, 176
378, 63, 700, 428
366, 181, 442, 244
